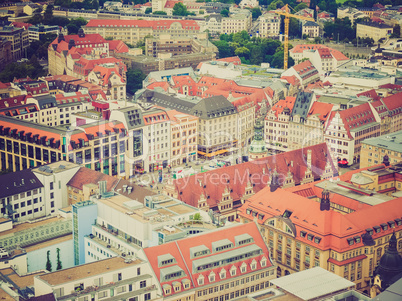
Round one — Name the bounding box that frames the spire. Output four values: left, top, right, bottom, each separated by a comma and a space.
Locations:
320, 184, 330, 211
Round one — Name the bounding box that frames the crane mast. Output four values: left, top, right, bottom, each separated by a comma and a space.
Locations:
274, 4, 315, 70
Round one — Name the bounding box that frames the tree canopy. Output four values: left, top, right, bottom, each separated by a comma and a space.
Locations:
212, 31, 294, 68
126, 69, 147, 95
172, 3, 194, 16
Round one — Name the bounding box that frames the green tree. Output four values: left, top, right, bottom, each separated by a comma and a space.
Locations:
212, 40, 234, 58
145, 7, 152, 14
193, 213, 202, 221
105, 36, 114, 40
44, 4, 53, 21
250, 46, 263, 65
220, 9, 229, 17
172, 2, 190, 16
251, 7, 262, 19
294, 3, 308, 11
126, 68, 146, 95
153, 11, 167, 15
56, 248, 62, 270
46, 250, 52, 272
235, 46, 250, 59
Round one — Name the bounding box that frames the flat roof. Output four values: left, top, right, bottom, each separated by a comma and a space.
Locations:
0, 216, 66, 236
32, 161, 79, 176
362, 130, 402, 153
38, 257, 142, 286
270, 267, 355, 300
24, 234, 72, 253
316, 180, 393, 206
0, 268, 46, 289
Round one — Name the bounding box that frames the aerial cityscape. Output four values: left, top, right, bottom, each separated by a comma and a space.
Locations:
0, 0, 401, 300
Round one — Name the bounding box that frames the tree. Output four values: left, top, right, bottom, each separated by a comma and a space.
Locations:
294, 3, 308, 11
145, 7, 152, 14
126, 68, 146, 95
212, 40, 234, 58
251, 7, 262, 20
44, 4, 53, 21
193, 213, 202, 221
172, 2, 190, 16
153, 11, 167, 15
105, 36, 114, 40
56, 248, 62, 270
235, 46, 250, 59
46, 250, 52, 272
220, 9, 229, 17
390, 24, 400, 38
250, 46, 263, 65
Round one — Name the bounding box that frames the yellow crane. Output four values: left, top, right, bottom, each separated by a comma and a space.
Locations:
274, 4, 315, 70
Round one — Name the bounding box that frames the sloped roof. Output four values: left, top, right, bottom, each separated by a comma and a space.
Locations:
0, 169, 43, 199
356, 89, 380, 101
90, 65, 124, 86
267, 96, 296, 118
190, 95, 236, 120
143, 222, 273, 296
308, 101, 333, 122
326, 103, 377, 138
172, 143, 335, 209
381, 92, 402, 116
67, 167, 119, 191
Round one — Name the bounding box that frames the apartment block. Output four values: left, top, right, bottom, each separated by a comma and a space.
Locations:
0, 116, 133, 178
28, 24, 60, 42
238, 164, 402, 293
164, 143, 336, 222
360, 130, 402, 168
356, 22, 393, 41
167, 110, 198, 167
34, 256, 159, 301
324, 103, 381, 164
301, 21, 320, 38
84, 19, 200, 46
0, 24, 29, 61
140, 222, 277, 301
221, 10, 252, 35
258, 13, 280, 38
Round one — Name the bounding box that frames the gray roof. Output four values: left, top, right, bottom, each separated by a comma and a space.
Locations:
190, 95, 237, 120
115, 106, 144, 130
303, 21, 319, 27
270, 267, 355, 300
316, 180, 393, 206
291, 92, 314, 121
0, 169, 43, 199
361, 130, 402, 153
372, 277, 402, 301
33, 94, 57, 109
139, 90, 195, 114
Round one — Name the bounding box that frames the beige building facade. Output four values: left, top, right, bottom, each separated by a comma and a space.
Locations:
357, 22, 393, 41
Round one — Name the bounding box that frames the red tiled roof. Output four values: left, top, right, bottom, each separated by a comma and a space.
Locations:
216, 56, 241, 65
12, 22, 32, 28
90, 65, 124, 86
67, 167, 119, 191
317, 48, 332, 59
325, 103, 377, 138
146, 81, 170, 92
379, 83, 402, 91
239, 184, 402, 252
108, 40, 129, 54
308, 101, 333, 122
164, 0, 179, 8
328, 254, 367, 266
281, 75, 300, 86
173, 143, 335, 210
0, 95, 28, 109
267, 96, 296, 118
381, 92, 402, 116
143, 222, 273, 296
356, 89, 380, 101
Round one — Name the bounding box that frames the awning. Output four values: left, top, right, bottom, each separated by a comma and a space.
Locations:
197, 150, 206, 155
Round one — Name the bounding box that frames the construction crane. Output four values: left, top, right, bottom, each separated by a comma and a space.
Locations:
274, 4, 314, 70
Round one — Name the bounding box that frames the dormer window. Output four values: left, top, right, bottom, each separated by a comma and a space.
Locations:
230, 266, 236, 276
250, 259, 257, 270
158, 254, 176, 267
197, 275, 204, 285
209, 272, 215, 283
347, 238, 354, 246
300, 231, 307, 238
240, 262, 247, 273
260, 257, 267, 267
381, 223, 388, 231
220, 269, 226, 279
373, 226, 381, 233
